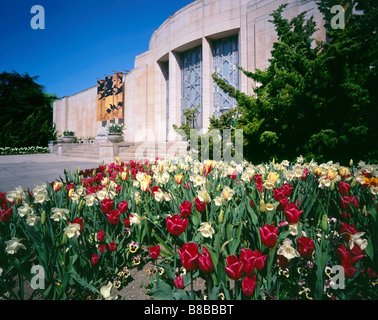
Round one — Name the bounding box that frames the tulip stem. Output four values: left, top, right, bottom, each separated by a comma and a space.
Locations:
191, 271, 194, 300
207, 275, 211, 299
173, 238, 177, 280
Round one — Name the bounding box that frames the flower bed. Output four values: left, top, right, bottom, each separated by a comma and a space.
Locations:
0, 146, 50, 156
0, 156, 377, 300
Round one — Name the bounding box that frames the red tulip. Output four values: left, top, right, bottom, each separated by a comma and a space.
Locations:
239, 249, 256, 276
282, 183, 293, 197
284, 202, 303, 224
277, 198, 289, 211
106, 209, 121, 225
123, 215, 131, 227
166, 214, 188, 237
198, 246, 214, 275
225, 254, 243, 280
338, 182, 350, 196
174, 276, 184, 289
242, 274, 257, 297
91, 253, 99, 265
341, 195, 359, 211
108, 241, 117, 251
179, 201, 192, 218
178, 243, 199, 272
118, 200, 129, 213
194, 197, 207, 213
101, 199, 114, 214
273, 188, 286, 202
259, 224, 278, 248
296, 236, 315, 259
0, 207, 13, 223
254, 251, 267, 271
336, 243, 365, 279
0, 192, 6, 206
149, 245, 160, 260
99, 244, 106, 253
97, 230, 105, 242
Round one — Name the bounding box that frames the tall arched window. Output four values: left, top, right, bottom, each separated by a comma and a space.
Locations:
213, 35, 239, 118
181, 45, 202, 129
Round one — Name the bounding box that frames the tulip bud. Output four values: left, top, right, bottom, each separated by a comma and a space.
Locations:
330, 181, 335, 191
16, 195, 22, 206
362, 205, 367, 216
61, 233, 68, 245
216, 184, 221, 192
121, 171, 127, 181
68, 188, 74, 198
92, 169, 96, 176
218, 209, 224, 224
349, 159, 353, 167
41, 210, 46, 224
259, 199, 266, 213
321, 214, 328, 231
350, 178, 356, 188
78, 199, 85, 211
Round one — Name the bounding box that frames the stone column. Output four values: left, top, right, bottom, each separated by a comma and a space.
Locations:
167, 51, 182, 142
202, 37, 213, 134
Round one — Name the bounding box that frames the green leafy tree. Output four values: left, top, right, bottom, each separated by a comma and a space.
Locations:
213, 1, 378, 164
0, 71, 58, 148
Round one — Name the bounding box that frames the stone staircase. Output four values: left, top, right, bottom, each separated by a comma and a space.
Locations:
58, 143, 100, 160
55, 141, 188, 162
118, 141, 188, 162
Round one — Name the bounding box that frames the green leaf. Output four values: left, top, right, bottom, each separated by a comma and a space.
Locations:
148, 281, 173, 300
365, 240, 374, 263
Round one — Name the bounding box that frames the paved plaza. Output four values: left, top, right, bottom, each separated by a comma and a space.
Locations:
0, 154, 103, 193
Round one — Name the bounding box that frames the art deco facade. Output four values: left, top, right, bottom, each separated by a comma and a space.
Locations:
53, 0, 326, 144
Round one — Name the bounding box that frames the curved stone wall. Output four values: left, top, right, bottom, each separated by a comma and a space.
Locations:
54, 0, 325, 144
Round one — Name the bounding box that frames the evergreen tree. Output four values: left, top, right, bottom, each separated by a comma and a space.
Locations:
213, 1, 378, 164
0, 71, 58, 148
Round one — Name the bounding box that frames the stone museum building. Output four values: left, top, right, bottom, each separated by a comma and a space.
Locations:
52, 0, 326, 160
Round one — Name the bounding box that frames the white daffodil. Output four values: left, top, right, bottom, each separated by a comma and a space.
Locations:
198, 222, 214, 239
154, 189, 165, 202
51, 207, 69, 221
129, 213, 141, 226
277, 238, 300, 260
84, 194, 98, 207
214, 196, 223, 207
5, 237, 26, 255
63, 223, 81, 239
349, 232, 368, 251
289, 223, 299, 236
197, 187, 211, 204
221, 186, 235, 201
100, 281, 117, 300
26, 213, 40, 227
17, 203, 33, 217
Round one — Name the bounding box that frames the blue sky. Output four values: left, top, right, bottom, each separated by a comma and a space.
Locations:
0, 0, 193, 97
